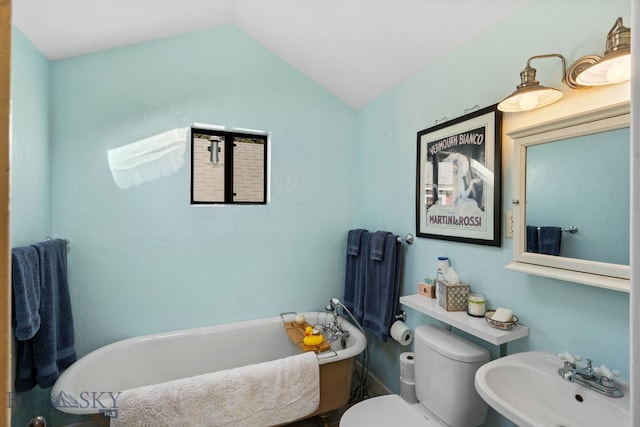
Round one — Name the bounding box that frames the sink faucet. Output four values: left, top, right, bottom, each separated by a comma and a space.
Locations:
558, 356, 623, 398
558, 358, 596, 381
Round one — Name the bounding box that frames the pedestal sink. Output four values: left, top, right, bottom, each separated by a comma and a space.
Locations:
474, 351, 630, 427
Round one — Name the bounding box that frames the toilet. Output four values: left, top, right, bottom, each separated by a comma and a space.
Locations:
340, 324, 490, 427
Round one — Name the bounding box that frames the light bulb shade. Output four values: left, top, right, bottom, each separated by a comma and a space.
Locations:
497, 85, 563, 112
575, 17, 631, 86
575, 52, 630, 86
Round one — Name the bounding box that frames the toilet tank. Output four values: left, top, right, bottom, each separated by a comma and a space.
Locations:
414, 325, 489, 427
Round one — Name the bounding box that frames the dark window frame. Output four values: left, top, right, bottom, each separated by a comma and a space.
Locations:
190, 127, 268, 205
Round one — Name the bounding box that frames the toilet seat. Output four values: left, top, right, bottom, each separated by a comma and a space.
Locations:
340, 394, 444, 427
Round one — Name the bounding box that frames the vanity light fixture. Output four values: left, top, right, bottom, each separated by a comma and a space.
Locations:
498, 17, 631, 113
497, 54, 584, 112
575, 17, 631, 86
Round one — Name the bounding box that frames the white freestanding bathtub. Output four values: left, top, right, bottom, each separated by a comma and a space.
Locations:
51, 312, 366, 424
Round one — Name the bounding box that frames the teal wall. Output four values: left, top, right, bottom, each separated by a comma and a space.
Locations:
9, 27, 64, 427
10, 28, 50, 246
12, 24, 357, 426
10, 1, 632, 426
355, 1, 631, 425
48, 25, 357, 357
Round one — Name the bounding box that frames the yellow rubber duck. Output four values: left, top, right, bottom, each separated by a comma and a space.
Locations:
303, 326, 324, 346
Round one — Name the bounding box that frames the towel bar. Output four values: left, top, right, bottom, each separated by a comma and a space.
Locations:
533, 227, 577, 234
45, 236, 71, 244
396, 234, 414, 244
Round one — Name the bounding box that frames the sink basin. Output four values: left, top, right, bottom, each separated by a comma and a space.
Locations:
474, 351, 630, 427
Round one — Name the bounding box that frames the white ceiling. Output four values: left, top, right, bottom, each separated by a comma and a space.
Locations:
13, 0, 527, 108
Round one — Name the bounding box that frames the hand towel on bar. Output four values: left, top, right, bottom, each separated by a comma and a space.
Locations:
369, 231, 390, 261
18, 239, 76, 390
111, 352, 320, 427
363, 232, 402, 342
344, 229, 369, 324
526, 226, 539, 253
11, 246, 41, 341
347, 228, 366, 256
538, 226, 562, 256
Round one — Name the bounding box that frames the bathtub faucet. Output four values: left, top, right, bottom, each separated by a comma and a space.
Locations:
324, 298, 368, 347
324, 299, 347, 344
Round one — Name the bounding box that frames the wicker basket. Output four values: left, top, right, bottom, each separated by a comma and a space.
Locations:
437, 281, 470, 311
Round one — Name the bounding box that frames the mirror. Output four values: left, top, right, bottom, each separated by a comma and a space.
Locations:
506, 101, 630, 292
526, 127, 629, 263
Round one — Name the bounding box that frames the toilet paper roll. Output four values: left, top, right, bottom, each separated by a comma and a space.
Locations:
390, 321, 414, 346
399, 352, 415, 382
399, 376, 419, 403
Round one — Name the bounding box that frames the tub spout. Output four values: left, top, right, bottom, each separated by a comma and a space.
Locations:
327, 298, 367, 342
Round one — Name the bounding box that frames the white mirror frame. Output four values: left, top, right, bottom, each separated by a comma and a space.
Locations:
506, 101, 630, 292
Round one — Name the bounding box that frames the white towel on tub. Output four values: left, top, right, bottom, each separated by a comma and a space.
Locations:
110, 351, 319, 427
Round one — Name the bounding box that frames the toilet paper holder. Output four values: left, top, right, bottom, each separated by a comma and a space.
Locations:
395, 311, 407, 322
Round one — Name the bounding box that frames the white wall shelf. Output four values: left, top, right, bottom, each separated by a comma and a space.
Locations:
400, 294, 529, 355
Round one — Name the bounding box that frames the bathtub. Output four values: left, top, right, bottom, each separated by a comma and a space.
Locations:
51, 311, 366, 424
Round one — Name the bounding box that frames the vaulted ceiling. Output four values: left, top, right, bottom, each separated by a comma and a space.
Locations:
13, 0, 527, 108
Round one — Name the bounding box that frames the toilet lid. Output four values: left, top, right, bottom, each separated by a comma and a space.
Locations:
340, 395, 441, 427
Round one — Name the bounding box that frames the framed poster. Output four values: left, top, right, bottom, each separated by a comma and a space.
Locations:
416, 104, 502, 246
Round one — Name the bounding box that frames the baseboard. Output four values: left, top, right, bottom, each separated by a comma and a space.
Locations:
354, 360, 391, 397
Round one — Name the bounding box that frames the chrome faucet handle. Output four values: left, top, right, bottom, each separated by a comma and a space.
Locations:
559, 361, 574, 381
578, 359, 597, 380
584, 359, 593, 372
559, 351, 581, 364
593, 365, 622, 393
600, 376, 616, 388
594, 365, 620, 380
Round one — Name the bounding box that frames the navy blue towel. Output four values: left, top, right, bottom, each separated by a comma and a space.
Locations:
370, 231, 391, 261
15, 239, 76, 391
344, 230, 403, 342
526, 226, 538, 253
11, 246, 42, 341
538, 227, 562, 256
363, 233, 402, 342
344, 229, 369, 324
347, 229, 366, 256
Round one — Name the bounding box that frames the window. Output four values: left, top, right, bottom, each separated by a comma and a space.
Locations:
191, 127, 268, 204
